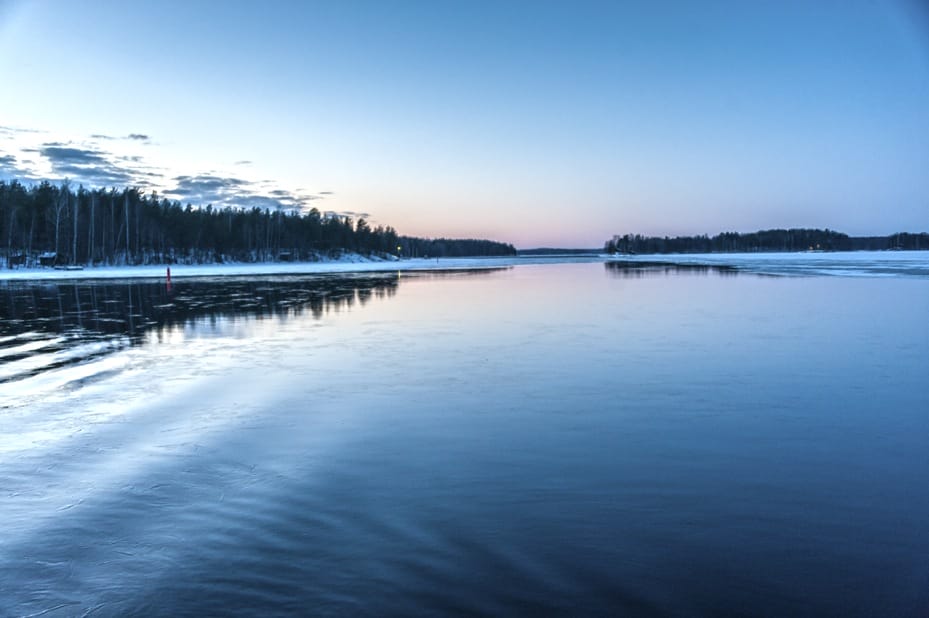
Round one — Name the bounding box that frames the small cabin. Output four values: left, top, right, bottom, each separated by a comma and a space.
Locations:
7, 253, 25, 268
38, 252, 58, 267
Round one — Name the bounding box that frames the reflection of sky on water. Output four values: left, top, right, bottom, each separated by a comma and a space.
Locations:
0, 262, 927, 616
0, 270, 506, 409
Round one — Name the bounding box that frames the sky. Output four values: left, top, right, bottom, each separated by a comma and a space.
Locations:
0, 0, 927, 248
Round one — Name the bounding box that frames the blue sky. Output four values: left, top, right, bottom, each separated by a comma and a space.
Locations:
0, 0, 927, 247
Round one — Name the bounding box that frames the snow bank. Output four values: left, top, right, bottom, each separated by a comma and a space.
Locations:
1, 250, 926, 281
0, 254, 609, 282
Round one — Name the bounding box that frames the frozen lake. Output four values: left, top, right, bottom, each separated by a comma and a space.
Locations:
1, 259, 928, 615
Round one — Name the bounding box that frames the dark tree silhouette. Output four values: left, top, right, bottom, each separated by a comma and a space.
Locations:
604, 228, 928, 255
0, 179, 516, 267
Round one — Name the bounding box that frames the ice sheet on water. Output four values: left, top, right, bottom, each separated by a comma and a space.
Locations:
614, 250, 929, 278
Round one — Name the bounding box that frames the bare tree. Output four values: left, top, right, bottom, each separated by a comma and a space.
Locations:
87, 191, 95, 264
54, 180, 71, 262
72, 186, 80, 264
124, 191, 130, 263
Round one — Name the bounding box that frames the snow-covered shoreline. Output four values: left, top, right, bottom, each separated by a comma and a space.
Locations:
0, 254, 608, 281
0, 250, 927, 281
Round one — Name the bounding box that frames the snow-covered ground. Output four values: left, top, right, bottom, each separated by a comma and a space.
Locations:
0, 254, 605, 281
0, 250, 927, 281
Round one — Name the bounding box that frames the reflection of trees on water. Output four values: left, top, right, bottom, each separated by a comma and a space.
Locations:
604, 260, 739, 278
0, 276, 398, 343
0, 269, 507, 344
0, 270, 496, 389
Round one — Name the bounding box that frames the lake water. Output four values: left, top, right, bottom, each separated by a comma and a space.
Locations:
1, 261, 927, 616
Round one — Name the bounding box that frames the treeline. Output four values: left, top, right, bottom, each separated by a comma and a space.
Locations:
605, 228, 929, 254
0, 179, 515, 267
399, 237, 518, 258
517, 248, 601, 256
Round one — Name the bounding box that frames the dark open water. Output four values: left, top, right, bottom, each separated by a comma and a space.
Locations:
1, 262, 927, 616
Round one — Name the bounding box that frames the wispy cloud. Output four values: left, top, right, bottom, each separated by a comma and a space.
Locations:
41, 144, 110, 165
0, 151, 41, 183
0, 125, 44, 136
39, 143, 139, 186
164, 174, 324, 211
89, 133, 151, 143
322, 210, 369, 220
0, 153, 21, 178
2, 125, 336, 214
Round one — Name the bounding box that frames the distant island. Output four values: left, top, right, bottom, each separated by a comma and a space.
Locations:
517, 248, 601, 256
605, 229, 928, 255
0, 179, 516, 268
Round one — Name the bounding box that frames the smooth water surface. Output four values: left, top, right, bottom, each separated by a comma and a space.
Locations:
1, 263, 927, 616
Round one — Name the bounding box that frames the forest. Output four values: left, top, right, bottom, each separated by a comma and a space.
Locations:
0, 179, 515, 267
605, 228, 929, 254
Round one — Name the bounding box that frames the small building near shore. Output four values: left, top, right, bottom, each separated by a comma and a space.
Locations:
38, 252, 58, 267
